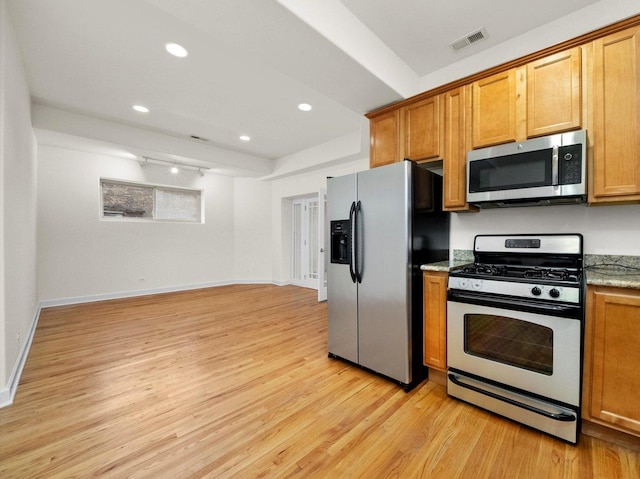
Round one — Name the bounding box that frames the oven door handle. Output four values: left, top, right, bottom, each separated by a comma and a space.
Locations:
448, 373, 576, 422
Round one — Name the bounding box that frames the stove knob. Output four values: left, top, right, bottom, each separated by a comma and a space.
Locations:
549, 288, 560, 298
531, 286, 542, 296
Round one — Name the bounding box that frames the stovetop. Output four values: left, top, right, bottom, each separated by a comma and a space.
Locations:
456, 264, 581, 285
448, 234, 585, 303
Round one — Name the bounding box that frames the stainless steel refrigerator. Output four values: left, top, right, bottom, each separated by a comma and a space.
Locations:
327, 160, 450, 390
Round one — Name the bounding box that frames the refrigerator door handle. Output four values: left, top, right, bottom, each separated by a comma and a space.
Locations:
354, 200, 362, 284
348, 201, 357, 283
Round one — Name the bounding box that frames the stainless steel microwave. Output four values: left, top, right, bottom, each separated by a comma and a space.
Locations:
466, 130, 587, 208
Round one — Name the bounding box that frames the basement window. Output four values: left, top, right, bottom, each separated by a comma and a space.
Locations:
101, 179, 203, 223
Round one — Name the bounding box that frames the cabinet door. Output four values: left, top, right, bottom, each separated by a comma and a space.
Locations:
527, 47, 582, 137
404, 95, 443, 161
370, 109, 402, 168
590, 27, 640, 202
471, 69, 519, 148
443, 86, 475, 211
585, 287, 640, 435
423, 271, 448, 370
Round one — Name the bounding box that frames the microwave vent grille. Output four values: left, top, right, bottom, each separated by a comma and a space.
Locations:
451, 28, 488, 51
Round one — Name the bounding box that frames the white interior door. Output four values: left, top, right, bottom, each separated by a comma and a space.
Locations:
317, 188, 327, 301
291, 197, 319, 290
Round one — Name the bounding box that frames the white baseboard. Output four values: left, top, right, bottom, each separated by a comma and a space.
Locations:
38, 279, 291, 308
0, 304, 42, 408
1, 279, 292, 408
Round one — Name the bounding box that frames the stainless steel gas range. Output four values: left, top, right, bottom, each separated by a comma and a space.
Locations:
446, 234, 584, 443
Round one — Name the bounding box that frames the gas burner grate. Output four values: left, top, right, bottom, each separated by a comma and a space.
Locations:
524, 268, 570, 281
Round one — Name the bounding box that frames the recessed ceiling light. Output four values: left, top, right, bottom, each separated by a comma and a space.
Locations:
170, 165, 179, 174
133, 105, 149, 113
239, 135, 251, 142
165, 42, 188, 58
298, 103, 312, 112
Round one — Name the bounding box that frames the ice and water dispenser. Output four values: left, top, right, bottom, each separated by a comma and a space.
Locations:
330, 220, 350, 264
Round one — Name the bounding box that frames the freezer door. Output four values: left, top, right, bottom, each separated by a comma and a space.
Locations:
356, 162, 413, 384
327, 173, 358, 364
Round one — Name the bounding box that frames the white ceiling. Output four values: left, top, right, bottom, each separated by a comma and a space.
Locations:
5, 0, 620, 176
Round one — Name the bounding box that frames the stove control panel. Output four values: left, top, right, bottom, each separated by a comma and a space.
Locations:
448, 276, 581, 304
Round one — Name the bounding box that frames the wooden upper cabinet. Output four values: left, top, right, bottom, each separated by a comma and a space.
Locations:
369, 109, 402, 168
583, 286, 640, 436
471, 48, 582, 149
471, 69, 520, 148
369, 94, 444, 168
589, 26, 640, 203
443, 86, 475, 211
423, 271, 448, 370
527, 47, 582, 137
404, 95, 444, 161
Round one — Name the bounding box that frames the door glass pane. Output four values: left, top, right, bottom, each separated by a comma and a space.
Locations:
292, 203, 302, 281
464, 314, 553, 375
308, 200, 318, 280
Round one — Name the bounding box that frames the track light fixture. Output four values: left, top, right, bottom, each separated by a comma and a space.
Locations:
138, 156, 212, 175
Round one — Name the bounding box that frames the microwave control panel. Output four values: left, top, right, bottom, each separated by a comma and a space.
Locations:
558, 144, 583, 185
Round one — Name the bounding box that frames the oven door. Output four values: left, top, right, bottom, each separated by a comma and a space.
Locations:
447, 300, 581, 407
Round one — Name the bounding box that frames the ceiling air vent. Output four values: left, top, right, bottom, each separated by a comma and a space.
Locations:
451, 27, 488, 52
190, 135, 209, 142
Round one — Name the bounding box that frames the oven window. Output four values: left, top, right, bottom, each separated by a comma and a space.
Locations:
464, 314, 553, 375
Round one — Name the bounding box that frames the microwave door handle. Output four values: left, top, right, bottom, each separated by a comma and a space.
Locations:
552, 145, 559, 185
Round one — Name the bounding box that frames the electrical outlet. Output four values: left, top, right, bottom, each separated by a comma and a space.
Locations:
17, 332, 20, 343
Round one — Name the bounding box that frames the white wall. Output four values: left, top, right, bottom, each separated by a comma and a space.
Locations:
37, 146, 238, 303
0, 0, 39, 405
451, 204, 640, 256
233, 177, 273, 281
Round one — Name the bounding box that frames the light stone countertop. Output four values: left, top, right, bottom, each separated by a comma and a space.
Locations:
585, 255, 640, 289
420, 249, 472, 273
420, 260, 470, 272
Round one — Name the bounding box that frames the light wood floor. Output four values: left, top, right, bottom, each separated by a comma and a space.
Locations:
1, 284, 639, 478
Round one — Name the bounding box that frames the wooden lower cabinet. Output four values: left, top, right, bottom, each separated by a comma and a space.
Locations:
423, 271, 448, 372
583, 285, 640, 439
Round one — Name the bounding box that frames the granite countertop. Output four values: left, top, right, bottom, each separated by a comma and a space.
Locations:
421, 249, 473, 273
585, 255, 640, 289
421, 260, 470, 272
